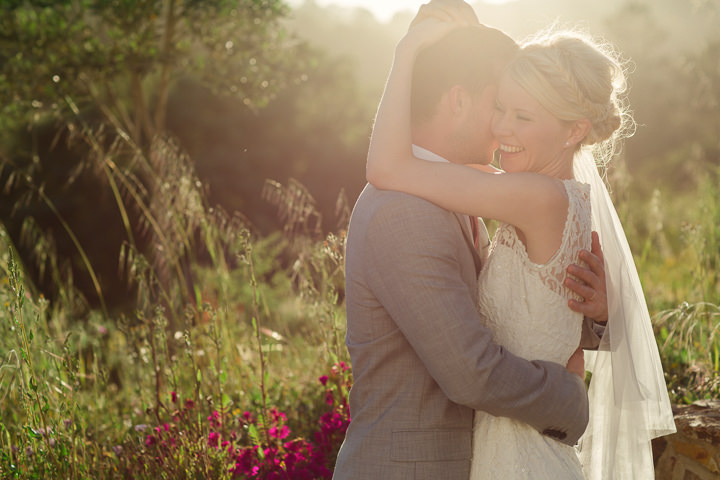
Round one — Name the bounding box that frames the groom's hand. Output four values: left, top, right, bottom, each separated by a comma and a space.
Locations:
565, 231, 608, 325
410, 0, 479, 30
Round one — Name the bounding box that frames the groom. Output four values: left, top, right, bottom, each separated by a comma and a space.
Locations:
333, 2, 607, 479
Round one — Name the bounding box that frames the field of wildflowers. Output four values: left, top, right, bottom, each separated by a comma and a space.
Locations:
0, 220, 351, 479
0, 136, 354, 478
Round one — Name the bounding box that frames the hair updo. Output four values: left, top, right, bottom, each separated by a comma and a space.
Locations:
506, 29, 634, 161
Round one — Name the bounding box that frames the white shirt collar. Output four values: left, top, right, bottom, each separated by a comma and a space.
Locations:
411, 145, 476, 235
412, 144, 449, 163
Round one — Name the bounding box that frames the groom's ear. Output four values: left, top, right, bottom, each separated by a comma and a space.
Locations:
447, 85, 471, 116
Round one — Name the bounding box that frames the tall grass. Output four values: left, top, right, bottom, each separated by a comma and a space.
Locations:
619, 162, 720, 403
653, 170, 720, 402
0, 128, 350, 478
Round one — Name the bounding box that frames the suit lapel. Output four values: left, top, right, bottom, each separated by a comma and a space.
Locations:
411, 145, 487, 276
454, 213, 483, 276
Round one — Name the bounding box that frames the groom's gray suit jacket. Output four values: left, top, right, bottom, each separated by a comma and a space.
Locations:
333, 183, 596, 480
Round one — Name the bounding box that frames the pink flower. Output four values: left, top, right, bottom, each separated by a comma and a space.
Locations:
269, 408, 286, 423
171, 391, 177, 403
268, 425, 290, 440
208, 431, 220, 448
208, 410, 222, 429
318, 375, 328, 386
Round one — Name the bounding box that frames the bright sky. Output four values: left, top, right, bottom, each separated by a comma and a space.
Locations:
287, 0, 514, 23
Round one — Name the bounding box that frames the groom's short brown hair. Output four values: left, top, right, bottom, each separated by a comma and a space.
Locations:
411, 25, 518, 123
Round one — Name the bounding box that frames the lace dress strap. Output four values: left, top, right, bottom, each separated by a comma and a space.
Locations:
492, 179, 591, 300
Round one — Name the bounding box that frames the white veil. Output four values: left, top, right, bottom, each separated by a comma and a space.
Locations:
574, 147, 676, 479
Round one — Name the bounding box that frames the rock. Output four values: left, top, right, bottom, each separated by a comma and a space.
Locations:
654, 401, 720, 480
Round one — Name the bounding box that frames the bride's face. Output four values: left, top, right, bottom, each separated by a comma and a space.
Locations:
491, 76, 573, 175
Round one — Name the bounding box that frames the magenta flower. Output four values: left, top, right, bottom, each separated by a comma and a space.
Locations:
208, 431, 220, 448
242, 411, 254, 424
134, 365, 351, 479
268, 425, 290, 440
269, 408, 286, 423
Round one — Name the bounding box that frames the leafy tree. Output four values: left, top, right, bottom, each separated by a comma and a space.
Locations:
0, 0, 303, 145
0, 0, 313, 314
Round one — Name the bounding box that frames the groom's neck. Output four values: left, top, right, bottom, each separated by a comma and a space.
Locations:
412, 124, 458, 165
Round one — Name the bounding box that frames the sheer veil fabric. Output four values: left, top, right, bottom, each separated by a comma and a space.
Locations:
574, 148, 676, 479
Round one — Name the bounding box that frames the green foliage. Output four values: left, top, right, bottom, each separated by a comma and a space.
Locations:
656, 302, 720, 403
0, 0, 370, 313
0, 0, 302, 143
616, 162, 720, 404
0, 184, 350, 477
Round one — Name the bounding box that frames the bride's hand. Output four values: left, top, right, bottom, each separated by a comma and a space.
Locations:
399, 0, 478, 55
410, 0, 479, 30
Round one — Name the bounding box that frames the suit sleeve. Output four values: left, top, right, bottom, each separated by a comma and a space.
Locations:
580, 316, 605, 350
363, 197, 589, 445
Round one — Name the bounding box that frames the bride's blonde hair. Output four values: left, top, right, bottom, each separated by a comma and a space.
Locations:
507, 28, 634, 164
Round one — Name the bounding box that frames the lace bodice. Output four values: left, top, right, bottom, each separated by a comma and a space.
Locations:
470, 179, 592, 480
477, 179, 592, 364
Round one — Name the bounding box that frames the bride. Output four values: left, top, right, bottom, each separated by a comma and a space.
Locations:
365, 5, 675, 479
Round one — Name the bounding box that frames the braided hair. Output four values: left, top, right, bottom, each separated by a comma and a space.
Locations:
507, 29, 634, 163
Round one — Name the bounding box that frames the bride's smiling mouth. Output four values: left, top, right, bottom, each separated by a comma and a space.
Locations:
498, 143, 524, 153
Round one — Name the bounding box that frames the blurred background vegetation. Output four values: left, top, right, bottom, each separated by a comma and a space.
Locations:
2, 0, 719, 307
0, 0, 718, 476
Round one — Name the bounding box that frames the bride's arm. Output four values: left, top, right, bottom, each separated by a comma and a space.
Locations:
366, 22, 566, 233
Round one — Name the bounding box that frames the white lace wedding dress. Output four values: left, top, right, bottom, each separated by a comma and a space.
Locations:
469, 179, 591, 479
